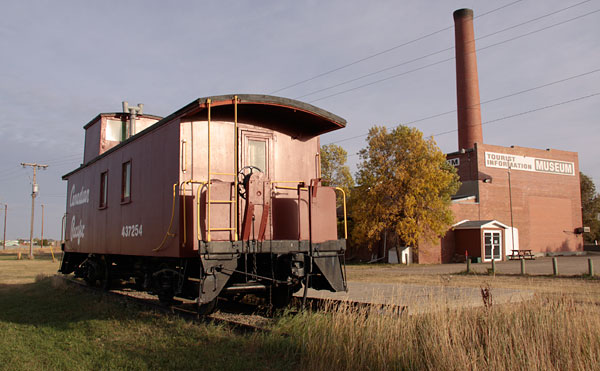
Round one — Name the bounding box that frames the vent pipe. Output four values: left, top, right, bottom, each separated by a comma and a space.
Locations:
122, 101, 144, 139
454, 8, 483, 151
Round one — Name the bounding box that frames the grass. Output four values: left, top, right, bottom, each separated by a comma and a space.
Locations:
0, 276, 297, 370
1, 254, 600, 370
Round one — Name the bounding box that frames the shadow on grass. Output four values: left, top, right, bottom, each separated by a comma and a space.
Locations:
0, 277, 298, 370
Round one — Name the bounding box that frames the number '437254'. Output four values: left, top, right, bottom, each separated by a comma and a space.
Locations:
122, 224, 143, 238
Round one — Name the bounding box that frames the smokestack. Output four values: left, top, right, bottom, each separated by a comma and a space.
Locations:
454, 8, 483, 150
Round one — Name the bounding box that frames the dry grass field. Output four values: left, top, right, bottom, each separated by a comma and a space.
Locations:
1, 252, 600, 370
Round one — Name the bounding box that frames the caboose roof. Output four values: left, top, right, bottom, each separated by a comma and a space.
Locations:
63, 94, 347, 179
173, 94, 347, 136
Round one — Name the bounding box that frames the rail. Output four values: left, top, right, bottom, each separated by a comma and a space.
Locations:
271, 181, 348, 240
153, 183, 178, 252
334, 187, 348, 239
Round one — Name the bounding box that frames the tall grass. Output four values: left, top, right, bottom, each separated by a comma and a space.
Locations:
279, 295, 600, 370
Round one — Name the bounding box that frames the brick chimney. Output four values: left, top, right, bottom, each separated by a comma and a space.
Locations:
454, 8, 483, 150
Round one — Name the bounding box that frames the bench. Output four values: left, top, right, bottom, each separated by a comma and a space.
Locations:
508, 249, 535, 260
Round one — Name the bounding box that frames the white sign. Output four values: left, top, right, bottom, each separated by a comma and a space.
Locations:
484, 152, 575, 176
70, 185, 90, 207
71, 216, 85, 245
447, 158, 460, 167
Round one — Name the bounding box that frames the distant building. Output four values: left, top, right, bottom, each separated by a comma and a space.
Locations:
418, 9, 583, 263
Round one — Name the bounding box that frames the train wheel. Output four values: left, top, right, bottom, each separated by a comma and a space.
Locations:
100, 258, 111, 291
82, 259, 100, 287
270, 285, 293, 309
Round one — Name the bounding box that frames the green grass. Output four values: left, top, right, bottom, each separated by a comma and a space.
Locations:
2, 257, 600, 370
0, 277, 297, 370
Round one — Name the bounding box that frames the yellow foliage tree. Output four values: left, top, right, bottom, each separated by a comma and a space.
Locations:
352, 126, 460, 252
320, 144, 354, 195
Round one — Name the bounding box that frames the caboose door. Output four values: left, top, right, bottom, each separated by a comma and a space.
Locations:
239, 129, 273, 241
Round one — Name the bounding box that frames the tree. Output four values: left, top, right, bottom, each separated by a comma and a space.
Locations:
580, 172, 600, 243
351, 125, 460, 252
320, 144, 354, 194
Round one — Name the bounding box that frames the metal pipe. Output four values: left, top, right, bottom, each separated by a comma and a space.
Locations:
234, 96, 239, 242
2, 204, 6, 250
223, 284, 267, 293
207, 99, 212, 242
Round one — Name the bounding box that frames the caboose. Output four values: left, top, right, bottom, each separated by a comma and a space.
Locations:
60, 94, 347, 311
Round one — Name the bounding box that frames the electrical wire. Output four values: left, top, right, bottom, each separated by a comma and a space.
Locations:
269, 0, 524, 94
294, 0, 592, 100
345, 91, 600, 157
327, 67, 600, 145
308, 7, 600, 104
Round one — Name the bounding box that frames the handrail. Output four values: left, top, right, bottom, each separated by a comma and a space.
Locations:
207, 99, 212, 242
180, 180, 206, 246
274, 185, 309, 191
334, 187, 348, 239
234, 95, 239, 242
153, 183, 178, 252
60, 213, 67, 243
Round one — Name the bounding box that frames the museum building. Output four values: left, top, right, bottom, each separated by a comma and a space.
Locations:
417, 9, 584, 264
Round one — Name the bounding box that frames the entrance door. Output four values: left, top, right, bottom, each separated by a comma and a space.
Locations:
483, 230, 502, 261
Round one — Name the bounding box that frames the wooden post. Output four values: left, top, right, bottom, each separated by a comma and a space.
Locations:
520, 258, 525, 275
491, 260, 496, 275
466, 258, 471, 273
589, 258, 594, 277
552, 257, 558, 276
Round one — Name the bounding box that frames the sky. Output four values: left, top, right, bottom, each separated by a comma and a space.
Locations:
0, 0, 598, 240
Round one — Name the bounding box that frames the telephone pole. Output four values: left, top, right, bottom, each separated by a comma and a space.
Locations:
41, 204, 45, 249
21, 163, 48, 259
1, 203, 6, 250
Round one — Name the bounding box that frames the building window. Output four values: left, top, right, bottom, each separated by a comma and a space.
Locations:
99, 171, 108, 208
121, 161, 131, 203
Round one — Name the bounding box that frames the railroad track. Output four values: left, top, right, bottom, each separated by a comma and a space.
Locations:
59, 275, 277, 334
59, 275, 407, 333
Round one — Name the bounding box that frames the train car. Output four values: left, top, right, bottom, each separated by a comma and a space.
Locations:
59, 94, 348, 311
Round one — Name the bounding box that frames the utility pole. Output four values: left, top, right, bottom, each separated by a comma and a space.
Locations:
21, 163, 48, 259
41, 204, 44, 249
1, 203, 6, 250
508, 165, 515, 254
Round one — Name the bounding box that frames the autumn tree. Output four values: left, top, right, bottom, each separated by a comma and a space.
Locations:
351, 125, 460, 252
580, 172, 600, 243
320, 144, 354, 194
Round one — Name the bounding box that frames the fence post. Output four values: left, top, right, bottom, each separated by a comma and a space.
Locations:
520, 258, 525, 275
589, 258, 594, 277
552, 257, 558, 276
491, 259, 496, 275
466, 258, 471, 273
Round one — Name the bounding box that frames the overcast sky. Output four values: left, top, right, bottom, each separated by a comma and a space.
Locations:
1, 0, 598, 240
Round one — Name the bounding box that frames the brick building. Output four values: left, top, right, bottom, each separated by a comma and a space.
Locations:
417, 9, 584, 263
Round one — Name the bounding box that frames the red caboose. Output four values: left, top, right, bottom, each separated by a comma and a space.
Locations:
60, 94, 347, 310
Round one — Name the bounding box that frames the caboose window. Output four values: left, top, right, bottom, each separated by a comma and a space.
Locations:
106, 119, 126, 142
248, 139, 266, 172
99, 171, 108, 208
121, 161, 131, 203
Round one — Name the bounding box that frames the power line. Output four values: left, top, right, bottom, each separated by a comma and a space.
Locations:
269, 0, 524, 94
346, 91, 600, 157
433, 91, 600, 137
308, 7, 600, 104
295, 0, 592, 100
327, 67, 600, 144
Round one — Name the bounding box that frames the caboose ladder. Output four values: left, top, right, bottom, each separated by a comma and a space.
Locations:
205, 97, 239, 242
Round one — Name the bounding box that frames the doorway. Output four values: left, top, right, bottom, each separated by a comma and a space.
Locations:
483, 230, 502, 261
